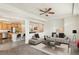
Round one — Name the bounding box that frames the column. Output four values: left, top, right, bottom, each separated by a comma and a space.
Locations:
24, 18, 30, 44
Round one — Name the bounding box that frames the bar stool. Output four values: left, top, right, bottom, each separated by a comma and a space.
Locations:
22, 34, 25, 40
17, 34, 21, 41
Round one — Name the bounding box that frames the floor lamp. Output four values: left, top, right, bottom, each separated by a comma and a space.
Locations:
72, 30, 77, 41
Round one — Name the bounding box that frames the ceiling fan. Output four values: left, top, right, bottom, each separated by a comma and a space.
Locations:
39, 8, 55, 16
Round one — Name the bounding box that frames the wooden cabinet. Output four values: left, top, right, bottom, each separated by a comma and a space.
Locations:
0, 22, 2, 30
0, 22, 22, 32
2, 23, 7, 30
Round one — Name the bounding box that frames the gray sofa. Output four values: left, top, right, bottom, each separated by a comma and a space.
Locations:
43, 37, 70, 44
43, 33, 71, 48
29, 33, 44, 45
29, 38, 44, 45
42, 36, 71, 52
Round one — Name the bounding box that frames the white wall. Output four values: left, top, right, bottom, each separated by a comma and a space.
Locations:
25, 18, 47, 44
27, 19, 64, 38
44, 16, 79, 40
46, 19, 64, 36
44, 20, 51, 36
29, 19, 46, 38
64, 15, 79, 39
25, 15, 79, 44
46, 16, 79, 40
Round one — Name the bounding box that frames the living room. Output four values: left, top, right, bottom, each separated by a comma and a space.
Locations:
24, 3, 79, 55
0, 3, 79, 55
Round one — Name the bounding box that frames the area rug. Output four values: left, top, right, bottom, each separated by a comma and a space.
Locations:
31, 43, 71, 55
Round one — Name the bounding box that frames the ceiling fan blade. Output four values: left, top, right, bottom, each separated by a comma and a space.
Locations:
47, 8, 52, 11
40, 12, 46, 15
48, 12, 55, 14
46, 14, 48, 16
39, 9, 45, 12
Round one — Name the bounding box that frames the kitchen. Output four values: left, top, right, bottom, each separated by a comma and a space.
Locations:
0, 19, 25, 44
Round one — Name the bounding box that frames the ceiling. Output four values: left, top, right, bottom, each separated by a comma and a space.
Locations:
0, 3, 79, 21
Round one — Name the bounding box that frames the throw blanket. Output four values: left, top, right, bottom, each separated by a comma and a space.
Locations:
75, 40, 79, 48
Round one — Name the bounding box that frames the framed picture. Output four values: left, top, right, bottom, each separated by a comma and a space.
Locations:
29, 21, 44, 33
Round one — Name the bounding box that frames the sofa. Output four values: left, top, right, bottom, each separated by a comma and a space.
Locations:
43, 32, 71, 48
29, 33, 44, 45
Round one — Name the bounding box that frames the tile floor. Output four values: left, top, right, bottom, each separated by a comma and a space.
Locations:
0, 40, 25, 50
0, 40, 48, 55
0, 40, 79, 55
